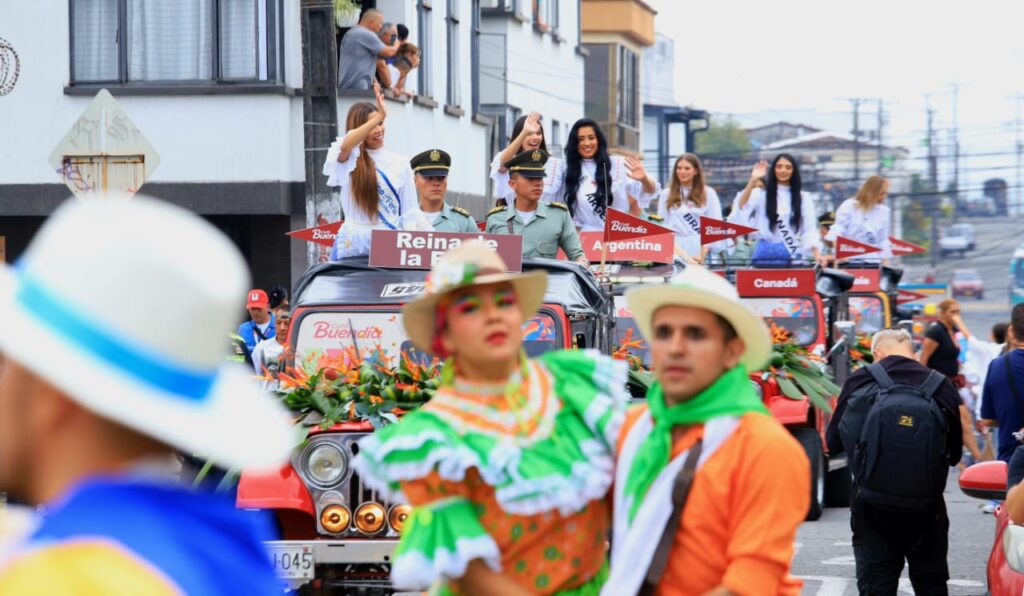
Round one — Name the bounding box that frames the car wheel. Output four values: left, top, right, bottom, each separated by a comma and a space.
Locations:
825, 462, 852, 507
793, 427, 824, 521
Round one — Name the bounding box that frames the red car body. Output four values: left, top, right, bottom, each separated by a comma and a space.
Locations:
959, 460, 1024, 594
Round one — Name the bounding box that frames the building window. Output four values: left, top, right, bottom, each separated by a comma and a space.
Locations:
583, 43, 610, 126
70, 0, 283, 84
533, 0, 558, 33
550, 118, 562, 155
446, 0, 460, 108
417, 0, 434, 98
617, 45, 638, 128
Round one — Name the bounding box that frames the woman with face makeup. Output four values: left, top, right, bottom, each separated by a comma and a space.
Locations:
656, 153, 722, 264
353, 241, 627, 596
322, 83, 432, 258
733, 153, 825, 267
490, 112, 565, 207
562, 119, 660, 232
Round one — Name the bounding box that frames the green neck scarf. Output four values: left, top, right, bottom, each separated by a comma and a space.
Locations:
624, 365, 767, 522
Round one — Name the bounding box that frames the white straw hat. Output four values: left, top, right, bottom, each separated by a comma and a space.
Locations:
625, 266, 771, 372
0, 197, 294, 471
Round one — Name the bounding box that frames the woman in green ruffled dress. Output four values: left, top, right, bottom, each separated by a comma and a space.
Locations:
352, 240, 628, 595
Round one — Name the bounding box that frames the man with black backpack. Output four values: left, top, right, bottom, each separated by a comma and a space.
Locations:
826, 328, 963, 596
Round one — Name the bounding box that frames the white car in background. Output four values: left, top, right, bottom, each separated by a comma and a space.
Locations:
940, 224, 975, 257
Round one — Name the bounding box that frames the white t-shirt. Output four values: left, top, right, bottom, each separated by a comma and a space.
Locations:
516, 209, 537, 225
322, 138, 432, 257
252, 339, 287, 390
424, 210, 443, 225
489, 152, 564, 205
730, 186, 817, 256
656, 186, 722, 258
824, 197, 893, 261
570, 156, 660, 232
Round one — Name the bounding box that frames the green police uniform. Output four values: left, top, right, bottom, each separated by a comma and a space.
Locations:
429, 202, 479, 233
485, 201, 584, 261
409, 148, 477, 233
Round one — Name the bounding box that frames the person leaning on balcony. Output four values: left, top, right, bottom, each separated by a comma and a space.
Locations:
388, 42, 420, 98
352, 240, 629, 595
338, 8, 401, 90
410, 148, 477, 233
485, 150, 587, 264
561, 119, 660, 233
322, 83, 433, 259
490, 112, 564, 208
602, 266, 809, 596
824, 175, 893, 266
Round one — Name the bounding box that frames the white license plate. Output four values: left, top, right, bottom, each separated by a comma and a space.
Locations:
269, 545, 314, 580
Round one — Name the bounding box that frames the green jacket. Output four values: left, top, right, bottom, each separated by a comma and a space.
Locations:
485, 201, 585, 261
427, 202, 478, 233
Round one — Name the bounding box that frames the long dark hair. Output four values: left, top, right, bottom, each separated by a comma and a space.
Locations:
766, 153, 803, 232
563, 119, 612, 218
509, 114, 548, 153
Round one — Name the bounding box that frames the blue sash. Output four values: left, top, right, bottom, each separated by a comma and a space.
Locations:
376, 168, 403, 230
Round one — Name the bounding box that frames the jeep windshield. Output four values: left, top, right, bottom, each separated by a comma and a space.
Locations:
294, 309, 565, 366
849, 295, 885, 335
741, 297, 819, 346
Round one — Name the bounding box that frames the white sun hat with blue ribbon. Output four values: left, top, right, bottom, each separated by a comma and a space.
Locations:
0, 196, 294, 471
625, 266, 771, 373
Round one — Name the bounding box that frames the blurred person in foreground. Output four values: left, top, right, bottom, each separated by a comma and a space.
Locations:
0, 197, 293, 594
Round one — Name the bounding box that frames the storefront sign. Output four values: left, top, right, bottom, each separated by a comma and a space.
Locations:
850, 268, 881, 292
369, 230, 523, 271
287, 221, 343, 247
735, 269, 816, 297
835, 236, 881, 261
700, 216, 757, 246
890, 237, 927, 256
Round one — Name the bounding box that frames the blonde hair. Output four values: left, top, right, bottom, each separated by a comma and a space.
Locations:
345, 102, 380, 220
666, 153, 707, 211
854, 175, 888, 211
938, 298, 959, 314
870, 328, 913, 353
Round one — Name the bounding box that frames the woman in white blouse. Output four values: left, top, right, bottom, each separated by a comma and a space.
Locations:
489, 112, 565, 207
322, 84, 431, 259
561, 119, 660, 232
825, 175, 892, 265
731, 153, 825, 266
656, 153, 721, 263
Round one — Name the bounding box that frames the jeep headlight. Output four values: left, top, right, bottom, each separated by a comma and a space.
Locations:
304, 442, 347, 488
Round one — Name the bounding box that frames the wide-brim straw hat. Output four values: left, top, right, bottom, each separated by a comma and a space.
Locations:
0, 197, 294, 471
625, 266, 771, 372
402, 240, 547, 354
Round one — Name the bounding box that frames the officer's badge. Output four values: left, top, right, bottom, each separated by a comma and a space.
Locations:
430, 149, 441, 162
532, 150, 542, 162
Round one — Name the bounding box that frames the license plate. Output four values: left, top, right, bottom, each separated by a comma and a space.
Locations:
269, 545, 314, 580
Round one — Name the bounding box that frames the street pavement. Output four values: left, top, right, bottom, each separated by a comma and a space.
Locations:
792, 470, 992, 595
792, 215, 1020, 595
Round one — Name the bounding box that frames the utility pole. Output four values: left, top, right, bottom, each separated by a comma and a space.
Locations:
1013, 92, 1024, 217
926, 100, 939, 269
850, 98, 861, 183
876, 99, 885, 175
951, 83, 960, 222
926, 101, 938, 189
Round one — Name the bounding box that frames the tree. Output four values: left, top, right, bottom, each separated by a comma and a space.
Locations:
693, 118, 751, 158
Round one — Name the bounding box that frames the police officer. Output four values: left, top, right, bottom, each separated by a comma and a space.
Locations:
410, 149, 478, 233
486, 150, 587, 263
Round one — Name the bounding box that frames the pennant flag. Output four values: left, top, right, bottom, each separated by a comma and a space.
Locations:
835, 236, 882, 261
700, 216, 757, 246
890, 237, 927, 256
896, 289, 928, 304
287, 221, 343, 247
605, 209, 673, 241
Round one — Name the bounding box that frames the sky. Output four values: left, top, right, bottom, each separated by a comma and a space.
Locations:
645, 0, 1024, 199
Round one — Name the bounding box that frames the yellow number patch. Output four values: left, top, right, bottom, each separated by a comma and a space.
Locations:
898, 415, 914, 427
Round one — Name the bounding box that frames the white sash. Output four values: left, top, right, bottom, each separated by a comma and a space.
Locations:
603, 414, 740, 596
376, 168, 403, 230
774, 215, 801, 257
681, 210, 701, 236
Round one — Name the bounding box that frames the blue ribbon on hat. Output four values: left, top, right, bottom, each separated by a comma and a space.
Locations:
14, 268, 218, 401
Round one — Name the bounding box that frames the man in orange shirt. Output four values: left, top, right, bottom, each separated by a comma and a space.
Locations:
603, 267, 810, 596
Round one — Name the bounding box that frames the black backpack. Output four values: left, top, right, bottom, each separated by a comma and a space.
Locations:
840, 363, 950, 511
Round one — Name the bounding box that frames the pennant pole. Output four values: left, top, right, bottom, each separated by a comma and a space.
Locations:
599, 161, 611, 275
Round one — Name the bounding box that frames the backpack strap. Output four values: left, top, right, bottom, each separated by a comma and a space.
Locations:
920, 370, 946, 400
865, 362, 894, 389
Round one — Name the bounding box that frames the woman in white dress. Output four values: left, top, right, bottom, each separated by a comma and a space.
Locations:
561, 119, 660, 232
322, 84, 431, 259
825, 175, 893, 266
489, 112, 565, 207
731, 153, 825, 266
656, 153, 721, 264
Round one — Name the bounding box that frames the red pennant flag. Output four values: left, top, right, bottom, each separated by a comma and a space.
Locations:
835, 236, 882, 261
699, 216, 757, 246
287, 221, 343, 247
890, 237, 927, 256
605, 209, 673, 241
896, 289, 928, 304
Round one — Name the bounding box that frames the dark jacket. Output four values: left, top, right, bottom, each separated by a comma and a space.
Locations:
826, 355, 963, 465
